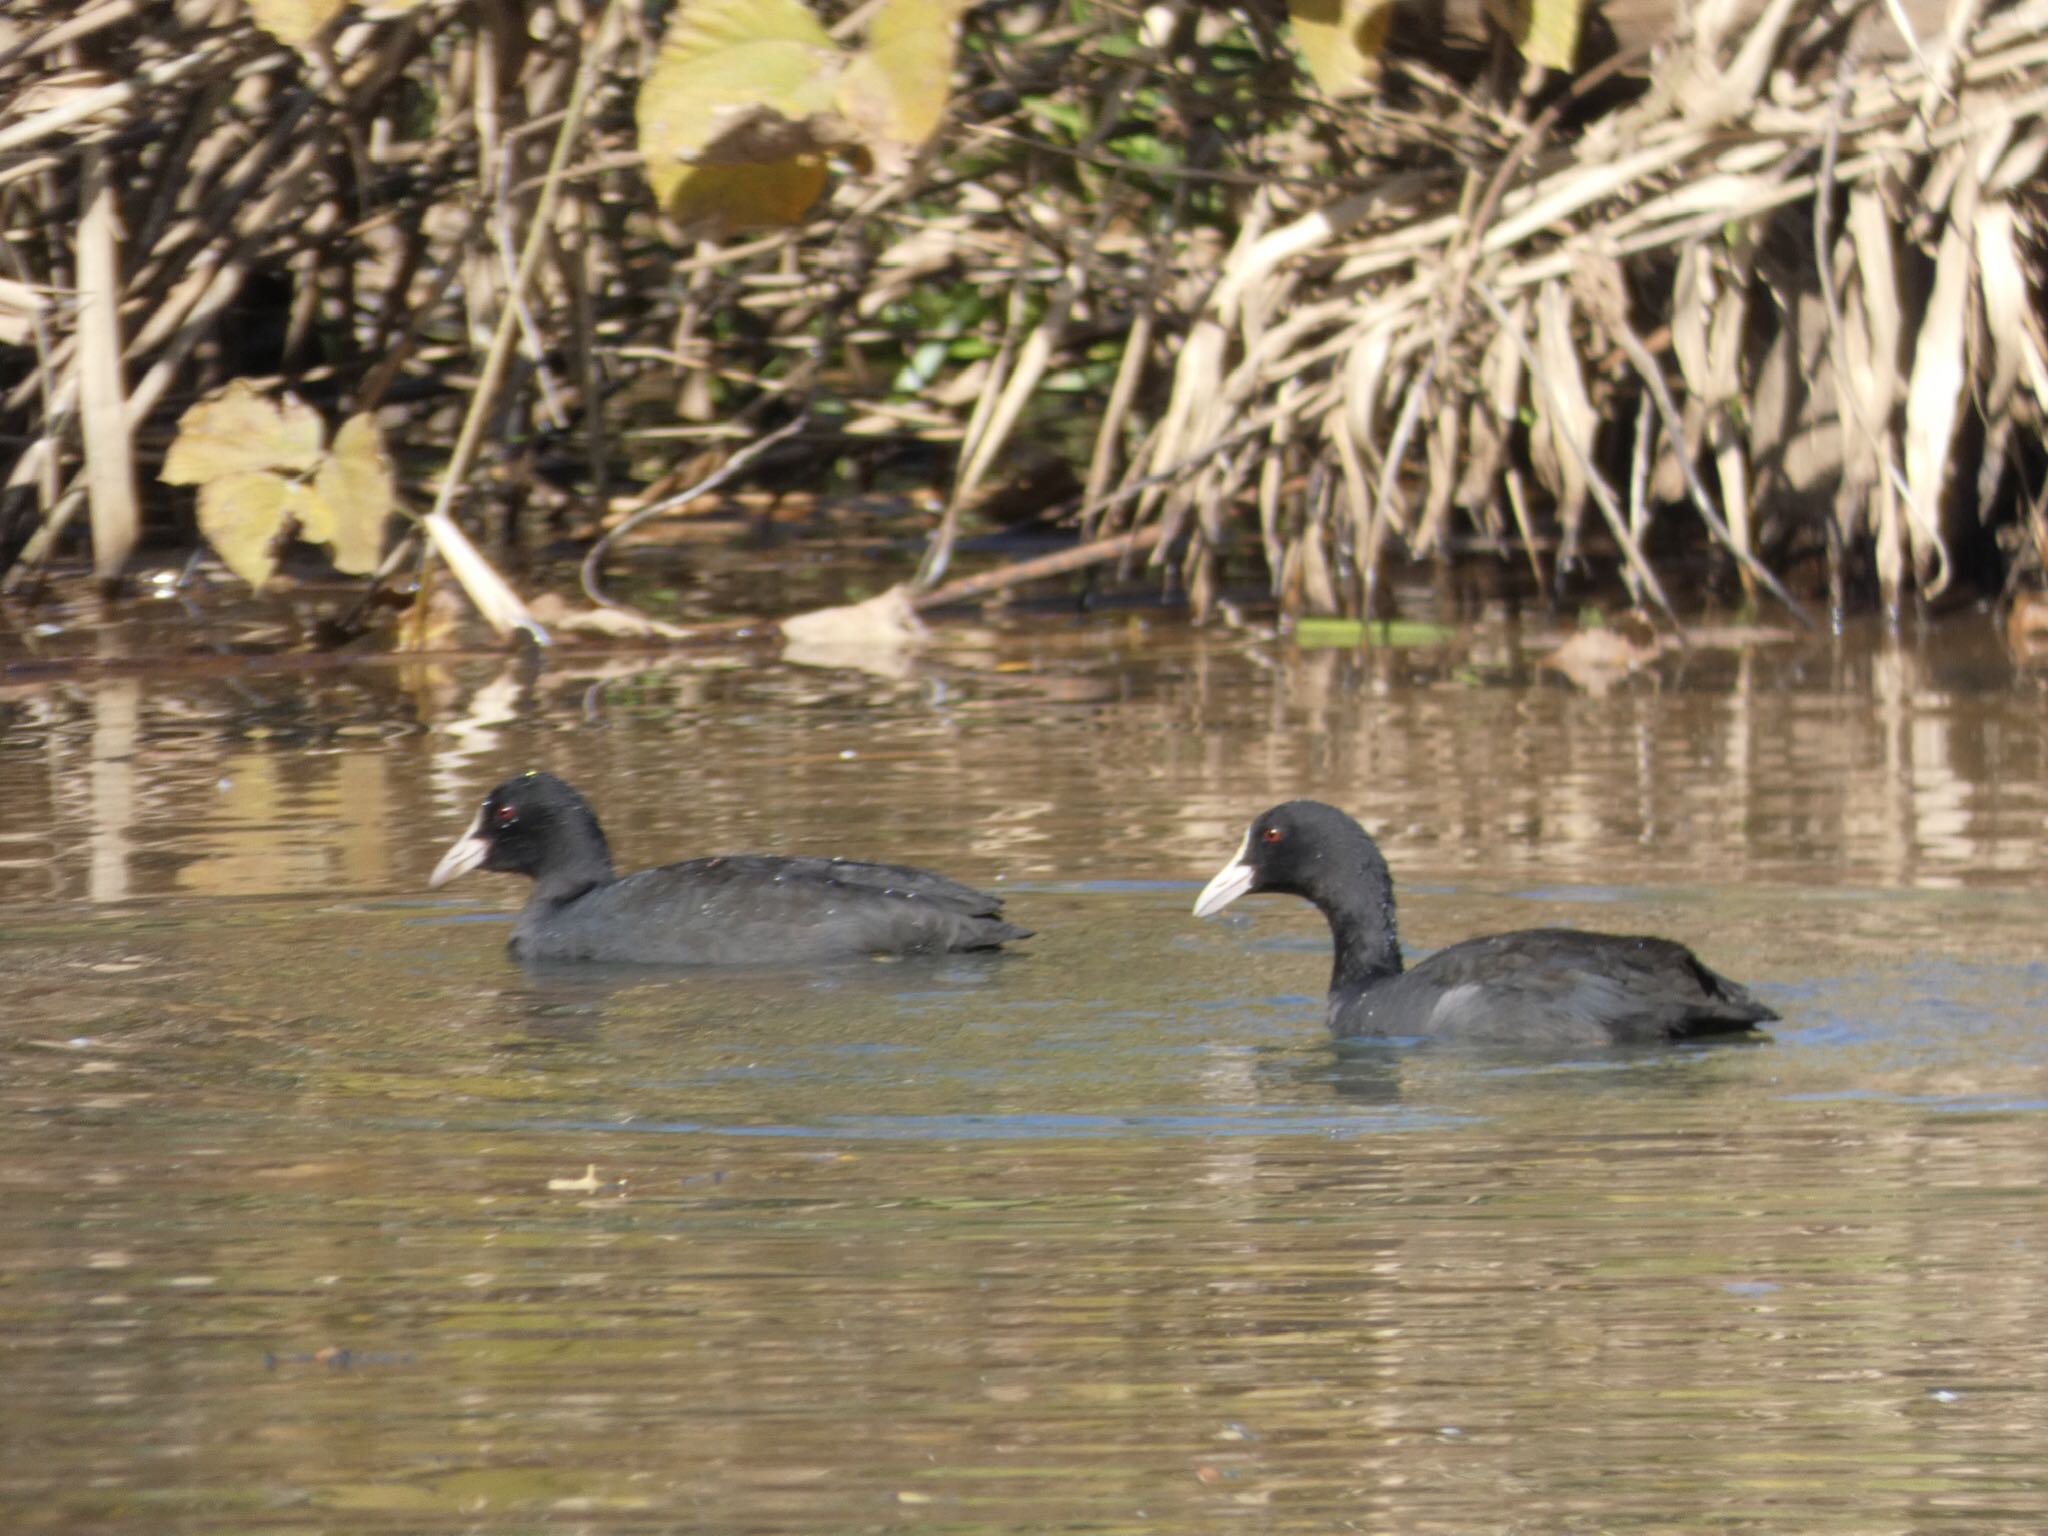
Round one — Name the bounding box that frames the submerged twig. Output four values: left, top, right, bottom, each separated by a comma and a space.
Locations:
915, 524, 1170, 610
578, 413, 810, 615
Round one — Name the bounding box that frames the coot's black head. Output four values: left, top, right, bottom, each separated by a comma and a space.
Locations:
429, 771, 614, 889
1193, 799, 1388, 918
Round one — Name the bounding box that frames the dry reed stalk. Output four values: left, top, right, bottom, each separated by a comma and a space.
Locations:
74, 150, 136, 586
417, 0, 628, 643
0, 44, 228, 155
1125, 0, 2048, 621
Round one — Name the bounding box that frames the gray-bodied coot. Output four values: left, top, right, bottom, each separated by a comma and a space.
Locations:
431, 771, 1031, 964
1193, 800, 1775, 1045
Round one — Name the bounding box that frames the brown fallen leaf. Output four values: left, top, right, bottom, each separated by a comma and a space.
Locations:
1537, 624, 1662, 695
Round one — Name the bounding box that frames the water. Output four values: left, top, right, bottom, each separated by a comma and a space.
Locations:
4, 599, 2048, 1531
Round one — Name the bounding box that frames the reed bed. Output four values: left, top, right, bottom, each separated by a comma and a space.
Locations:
1, 0, 2043, 640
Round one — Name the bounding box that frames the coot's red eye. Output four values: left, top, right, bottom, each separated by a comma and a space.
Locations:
1260, 827, 1284, 844
495, 804, 518, 826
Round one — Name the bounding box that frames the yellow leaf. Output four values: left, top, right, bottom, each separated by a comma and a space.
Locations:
196, 471, 296, 590
636, 0, 844, 237
837, 0, 968, 172
293, 484, 342, 566
679, 159, 832, 236
162, 379, 325, 487
244, 0, 346, 49
1513, 0, 1583, 70
1287, 0, 1391, 98
308, 414, 396, 575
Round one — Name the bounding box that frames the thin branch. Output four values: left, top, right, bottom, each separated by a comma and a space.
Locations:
579, 413, 811, 614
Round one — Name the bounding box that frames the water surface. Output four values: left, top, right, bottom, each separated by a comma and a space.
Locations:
3, 604, 2047, 1531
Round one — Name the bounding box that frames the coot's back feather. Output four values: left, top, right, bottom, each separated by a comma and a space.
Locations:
515, 854, 1026, 965
1341, 929, 1773, 1044
432, 772, 1028, 966
1194, 801, 1773, 1046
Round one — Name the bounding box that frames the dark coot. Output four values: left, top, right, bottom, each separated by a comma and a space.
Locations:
1193, 800, 1775, 1045
431, 771, 1031, 965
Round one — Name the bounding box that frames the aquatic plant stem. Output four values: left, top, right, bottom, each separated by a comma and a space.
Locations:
578, 415, 811, 614
420, 0, 628, 645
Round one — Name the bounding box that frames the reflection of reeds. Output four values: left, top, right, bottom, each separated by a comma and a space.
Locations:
3, 619, 2046, 907
0, 4, 2041, 620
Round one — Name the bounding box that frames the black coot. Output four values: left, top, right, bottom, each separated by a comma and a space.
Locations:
1193, 800, 1775, 1045
431, 771, 1030, 964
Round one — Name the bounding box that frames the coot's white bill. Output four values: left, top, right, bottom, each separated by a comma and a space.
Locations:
430, 810, 491, 888
1192, 831, 1254, 918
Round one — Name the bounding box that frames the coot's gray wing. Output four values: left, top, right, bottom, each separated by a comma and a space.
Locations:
514, 855, 1027, 965
762, 855, 1015, 915
1342, 928, 1773, 1045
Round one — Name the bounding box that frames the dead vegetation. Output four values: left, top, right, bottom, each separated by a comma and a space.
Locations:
1, 0, 2044, 645
1142, 0, 2048, 628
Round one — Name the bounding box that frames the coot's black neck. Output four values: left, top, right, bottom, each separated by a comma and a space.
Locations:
1318, 842, 1404, 1000
530, 820, 616, 907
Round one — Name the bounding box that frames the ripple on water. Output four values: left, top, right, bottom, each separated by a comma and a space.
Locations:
4, 625, 2048, 1532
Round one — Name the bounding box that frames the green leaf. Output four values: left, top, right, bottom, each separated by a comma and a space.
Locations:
1293, 617, 1457, 648
892, 338, 951, 394
1107, 133, 1178, 169
1293, 617, 1364, 647
636, 0, 844, 237
1022, 97, 1085, 139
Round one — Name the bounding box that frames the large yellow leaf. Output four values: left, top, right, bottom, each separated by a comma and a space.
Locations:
196, 471, 298, 590
838, 0, 968, 173
161, 379, 326, 486
1287, 0, 1391, 98
307, 413, 395, 575
637, 0, 844, 237
1513, 0, 1583, 70
244, 0, 346, 49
